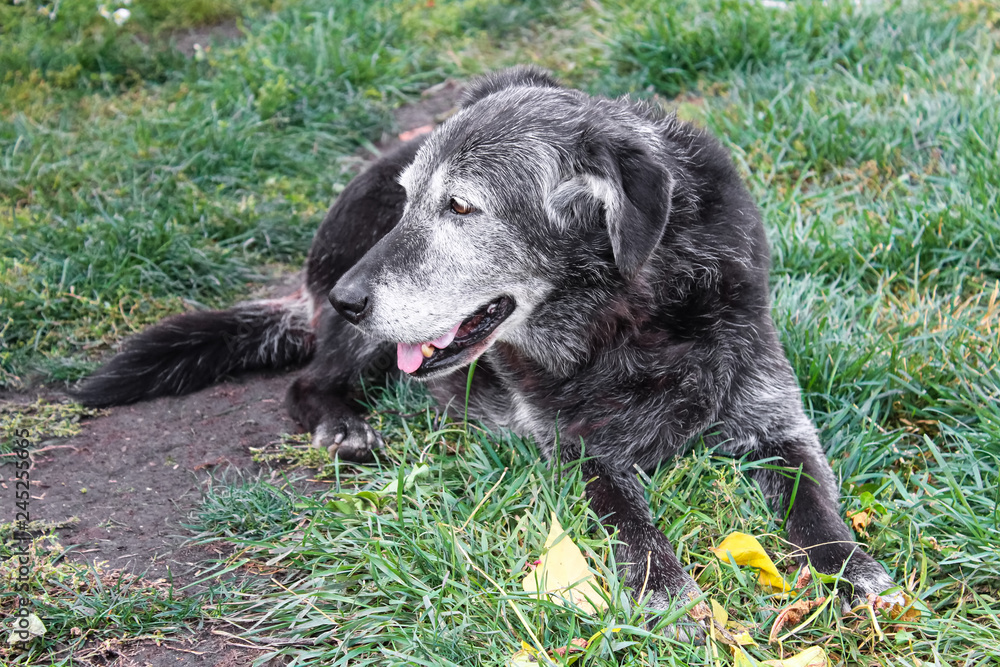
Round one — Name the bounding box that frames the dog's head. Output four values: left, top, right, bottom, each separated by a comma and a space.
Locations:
331, 67, 677, 378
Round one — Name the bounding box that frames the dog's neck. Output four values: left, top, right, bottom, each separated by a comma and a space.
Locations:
491, 272, 658, 379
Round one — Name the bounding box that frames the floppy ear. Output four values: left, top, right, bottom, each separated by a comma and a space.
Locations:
461, 66, 562, 108
547, 133, 674, 280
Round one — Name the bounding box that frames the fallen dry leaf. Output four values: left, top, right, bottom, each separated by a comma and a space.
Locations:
768, 597, 826, 643
508, 630, 621, 666
7, 613, 46, 644
761, 645, 829, 667
710, 598, 757, 646
732, 647, 760, 667
870, 591, 919, 621
847, 508, 874, 535
521, 512, 608, 614
552, 638, 588, 657
711, 532, 794, 594
711, 598, 729, 626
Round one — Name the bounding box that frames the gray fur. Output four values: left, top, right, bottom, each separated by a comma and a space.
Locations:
76, 66, 903, 632
333, 67, 903, 621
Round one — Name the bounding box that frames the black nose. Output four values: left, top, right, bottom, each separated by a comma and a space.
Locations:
330, 281, 370, 325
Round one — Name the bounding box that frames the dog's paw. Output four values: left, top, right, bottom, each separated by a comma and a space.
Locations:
842, 559, 907, 612
642, 584, 708, 644
312, 418, 382, 463
866, 588, 908, 611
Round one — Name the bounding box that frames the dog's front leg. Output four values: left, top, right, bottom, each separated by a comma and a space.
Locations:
572, 452, 707, 639
286, 307, 395, 462
744, 422, 903, 607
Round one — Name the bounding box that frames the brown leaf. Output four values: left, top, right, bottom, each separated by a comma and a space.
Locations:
870, 592, 920, 621
847, 508, 873, 535
552, 638, 588, 657
768, 597, 826, 643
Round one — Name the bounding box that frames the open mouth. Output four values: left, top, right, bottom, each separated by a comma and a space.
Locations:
396, 296, 515, 376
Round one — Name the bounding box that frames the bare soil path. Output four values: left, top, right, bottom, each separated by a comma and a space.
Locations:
21, 373, 293, 666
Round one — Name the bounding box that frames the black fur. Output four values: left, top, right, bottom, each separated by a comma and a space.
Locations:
70, 301, 315, 407
75, 68, 901, 632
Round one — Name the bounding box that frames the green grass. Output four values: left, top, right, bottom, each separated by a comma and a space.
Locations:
0, 398, 103, 454
0, 0, 440, 385
0, 533, 204, 665
3, 0, 999, 664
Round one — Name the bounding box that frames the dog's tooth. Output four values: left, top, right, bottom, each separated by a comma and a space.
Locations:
421, 343, 434, 358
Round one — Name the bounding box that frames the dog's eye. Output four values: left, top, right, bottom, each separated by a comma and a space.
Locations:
449, 197, 474, 215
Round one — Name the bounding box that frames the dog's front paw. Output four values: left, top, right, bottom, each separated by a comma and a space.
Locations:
641, 579, 709, 644
842, 556, 907, 611
312, 417, 382, 463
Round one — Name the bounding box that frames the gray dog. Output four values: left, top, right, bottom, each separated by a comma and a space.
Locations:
74, 67, 902, 632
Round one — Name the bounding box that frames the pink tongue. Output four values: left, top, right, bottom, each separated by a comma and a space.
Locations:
396, 322, 462, 374
396, 343, 424, 374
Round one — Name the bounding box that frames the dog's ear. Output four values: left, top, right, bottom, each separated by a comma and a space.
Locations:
461, 66, 561, 108
548, 131, 674, 280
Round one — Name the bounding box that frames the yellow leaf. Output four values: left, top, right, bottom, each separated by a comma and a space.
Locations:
584, 626, 621, 645
718, 601, 757, 646
522, 512, 608, 614
733, 647, 762, 667
711, 598, 729, 626
761, 646, 829, 667
509, 633, 609, 667
508, 641, 545, 666
710, 598, 758, 646
711, 533, 793, 594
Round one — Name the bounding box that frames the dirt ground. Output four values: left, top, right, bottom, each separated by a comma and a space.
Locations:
3, 78, 464, 667
18, 373, 298, 666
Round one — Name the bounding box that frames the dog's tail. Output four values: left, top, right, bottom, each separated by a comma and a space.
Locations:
70, 289, 318, 407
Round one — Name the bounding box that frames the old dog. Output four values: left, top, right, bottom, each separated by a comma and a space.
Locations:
74, 67, 902, 629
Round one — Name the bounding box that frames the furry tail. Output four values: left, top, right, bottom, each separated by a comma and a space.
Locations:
70, 289, 318, 407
